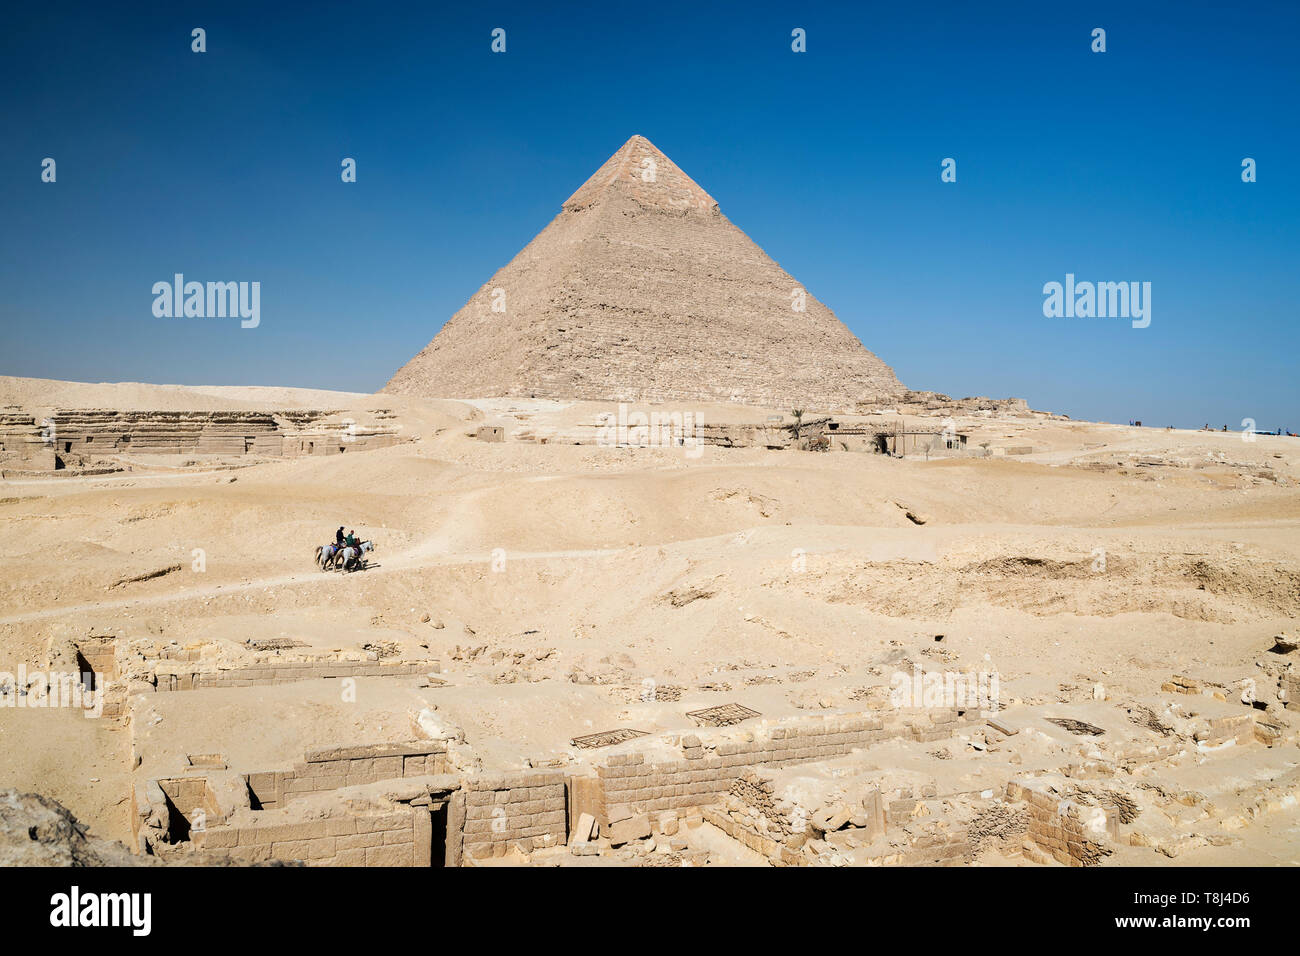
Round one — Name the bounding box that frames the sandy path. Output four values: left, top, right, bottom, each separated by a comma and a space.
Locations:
0, 536, 628, 626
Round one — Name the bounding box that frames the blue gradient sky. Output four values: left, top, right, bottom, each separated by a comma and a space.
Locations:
1, 1, 1296, 427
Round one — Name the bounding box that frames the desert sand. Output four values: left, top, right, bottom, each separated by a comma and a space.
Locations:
1, 374, 1297, 867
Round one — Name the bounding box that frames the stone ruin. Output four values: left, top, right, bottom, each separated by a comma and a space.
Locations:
7, 625, 1299, 868
0, 407, 399, 473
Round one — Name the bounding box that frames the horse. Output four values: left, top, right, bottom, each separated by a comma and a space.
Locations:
315, 543, 341, 571
339, 539, 375, 572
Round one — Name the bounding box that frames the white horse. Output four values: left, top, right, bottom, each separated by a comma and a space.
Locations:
338, 540, 375, 572
314, 543, 341, 571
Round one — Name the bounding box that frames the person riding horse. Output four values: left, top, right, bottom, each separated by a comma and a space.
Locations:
318, 527, 374, 572
319, 526, 350, 571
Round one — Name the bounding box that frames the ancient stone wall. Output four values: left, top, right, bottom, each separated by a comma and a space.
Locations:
143, 660, 432, 692
1005, 780, 1114, 867
73, 636, 128, 720
9, 408, 398, 467
246, 742, 450, 809
461, 771, 567, 859
1195, 713, 1257, 748
132, 739, 456, 866
157, 776, 224, 829
592, 709, 966, 825
701, 785, 973, 867
193, 808, 422, 866
0, 412, 55, 471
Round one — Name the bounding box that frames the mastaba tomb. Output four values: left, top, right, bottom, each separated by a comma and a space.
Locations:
385, 135, 906, 411
0, 408, 398, 473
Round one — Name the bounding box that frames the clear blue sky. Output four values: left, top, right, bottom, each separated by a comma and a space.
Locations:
2, 0, 1296, 428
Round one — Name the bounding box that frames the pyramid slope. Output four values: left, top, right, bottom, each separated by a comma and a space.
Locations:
385, 136, 906, 410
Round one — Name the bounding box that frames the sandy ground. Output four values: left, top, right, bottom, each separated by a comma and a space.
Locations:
1, 376, 1297, 863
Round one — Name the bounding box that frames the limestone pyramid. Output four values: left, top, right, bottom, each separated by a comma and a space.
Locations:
385, 135, 906, 410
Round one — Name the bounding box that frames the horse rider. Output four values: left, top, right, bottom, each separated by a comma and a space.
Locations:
335, 526, 345, 548
345, 529, 358, 548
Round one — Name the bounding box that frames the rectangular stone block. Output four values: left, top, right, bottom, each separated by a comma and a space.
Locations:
365, 843, 414, 866
606, 812, 651, 845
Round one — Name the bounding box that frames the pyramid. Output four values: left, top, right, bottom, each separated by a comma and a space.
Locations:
384, 135, 906, 410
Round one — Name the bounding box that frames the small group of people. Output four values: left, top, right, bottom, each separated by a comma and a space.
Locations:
319, 526, 370, 572
1197, 423, 1295, 436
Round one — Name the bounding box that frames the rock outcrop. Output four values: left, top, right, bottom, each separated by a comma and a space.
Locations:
0, 789, 148, 866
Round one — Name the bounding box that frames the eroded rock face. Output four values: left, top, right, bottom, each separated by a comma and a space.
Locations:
385, 135, 906, 411
0, 789, 147, 867
0, 790, 292, 867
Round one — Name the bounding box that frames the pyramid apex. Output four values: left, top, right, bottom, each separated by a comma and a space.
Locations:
562, 135, 718, 214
